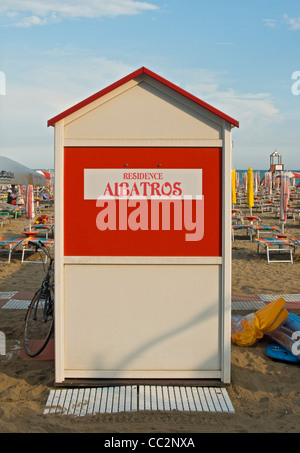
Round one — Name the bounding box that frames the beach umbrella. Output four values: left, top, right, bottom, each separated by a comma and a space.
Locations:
0, 155, 46, 186
232, 169, 236, 206
276, 171, 300, 180
265, 172, 272, 198
25, 184, 35, 231
36, 170, 51, 180
235, 171, 239, 188
247, 167, 254, 214
285, 171, 300, 178
243, 172, 247, 191
16, 185, 25, 206
254, 171, 258, 194
279, 173, 289, 233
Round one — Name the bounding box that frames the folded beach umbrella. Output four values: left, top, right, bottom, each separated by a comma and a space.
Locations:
232, 169, 236, 205
235, 171, 239, 188
247, 167, 254, 214
265, 171, 272, 198
279, 172, 289, 233
254, 171, 258, 194
25, 184, 35, 231
242, 172, 247, 191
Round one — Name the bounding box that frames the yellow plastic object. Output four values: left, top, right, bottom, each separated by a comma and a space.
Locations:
254, 297, 288, 332
263, 308, 289, 333
231, 314, 263, 347
231, 298, 289, 347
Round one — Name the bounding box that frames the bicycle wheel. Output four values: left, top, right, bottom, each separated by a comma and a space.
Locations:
24, 286, 54, 357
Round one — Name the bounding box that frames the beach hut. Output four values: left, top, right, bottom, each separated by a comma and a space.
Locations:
48, 67, 239, 385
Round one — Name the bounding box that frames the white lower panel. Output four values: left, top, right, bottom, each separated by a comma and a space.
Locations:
63, 264, 221, 378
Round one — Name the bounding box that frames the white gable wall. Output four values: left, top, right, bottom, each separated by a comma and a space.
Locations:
64, 74, 223, 146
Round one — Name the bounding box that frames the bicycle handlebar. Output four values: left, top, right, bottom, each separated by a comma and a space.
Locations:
28, 240, 53, 260
28, 240, 42, 248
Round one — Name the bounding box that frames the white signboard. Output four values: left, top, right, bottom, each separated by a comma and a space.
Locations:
84, 169, 202, 200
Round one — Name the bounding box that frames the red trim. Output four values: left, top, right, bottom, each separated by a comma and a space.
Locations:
47, 67, 239, 128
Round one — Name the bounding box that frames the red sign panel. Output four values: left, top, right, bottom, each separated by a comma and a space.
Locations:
64, 147, 222, 256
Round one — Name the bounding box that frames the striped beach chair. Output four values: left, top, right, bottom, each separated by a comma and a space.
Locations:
252, 225, 280, 239
0, 237, 24, 263
255, 237, 294, 263
232, 224, 253, 241
29, 223, 54, 239
0, 214, 14, 227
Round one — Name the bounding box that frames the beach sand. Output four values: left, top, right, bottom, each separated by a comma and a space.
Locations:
0, 207, 300, 433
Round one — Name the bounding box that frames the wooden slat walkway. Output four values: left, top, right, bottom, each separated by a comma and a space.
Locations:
44, 386, 234, 415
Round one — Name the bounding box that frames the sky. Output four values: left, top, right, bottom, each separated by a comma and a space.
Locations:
0, 0, 300, 170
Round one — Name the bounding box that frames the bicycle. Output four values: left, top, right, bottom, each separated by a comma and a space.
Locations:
24, 240, 54, 357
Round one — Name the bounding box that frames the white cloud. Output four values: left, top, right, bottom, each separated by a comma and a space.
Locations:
15, 15, 55, 27
179, 69, 282, 130
283, 14, 300, 30
0, 0, 159, 26
263, 18, 277, 28
210, 90, 281, 129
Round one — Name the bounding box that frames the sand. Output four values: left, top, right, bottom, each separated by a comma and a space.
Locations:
0, 205, 300, 433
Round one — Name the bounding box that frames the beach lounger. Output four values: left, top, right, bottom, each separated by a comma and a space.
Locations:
0, 205, 22, 219
260, 203, 274, 213
255, 237, 294, 264
286, 208, 300, 220
232, 224, 253, 241
25, 223, 54, 239
275, 207, 296, 221
33, 223, 54, 239
232, 215, 243, 225
20, 238, 54, 263
290, 237, 300, 252
252, 225, 280, 239
39, 193, 54, 207
0, 214, 14, 227
0, 237, 24, 263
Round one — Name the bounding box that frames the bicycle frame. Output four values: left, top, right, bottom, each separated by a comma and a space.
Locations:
28, 240, 54, 321
24, 241, 55, 357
